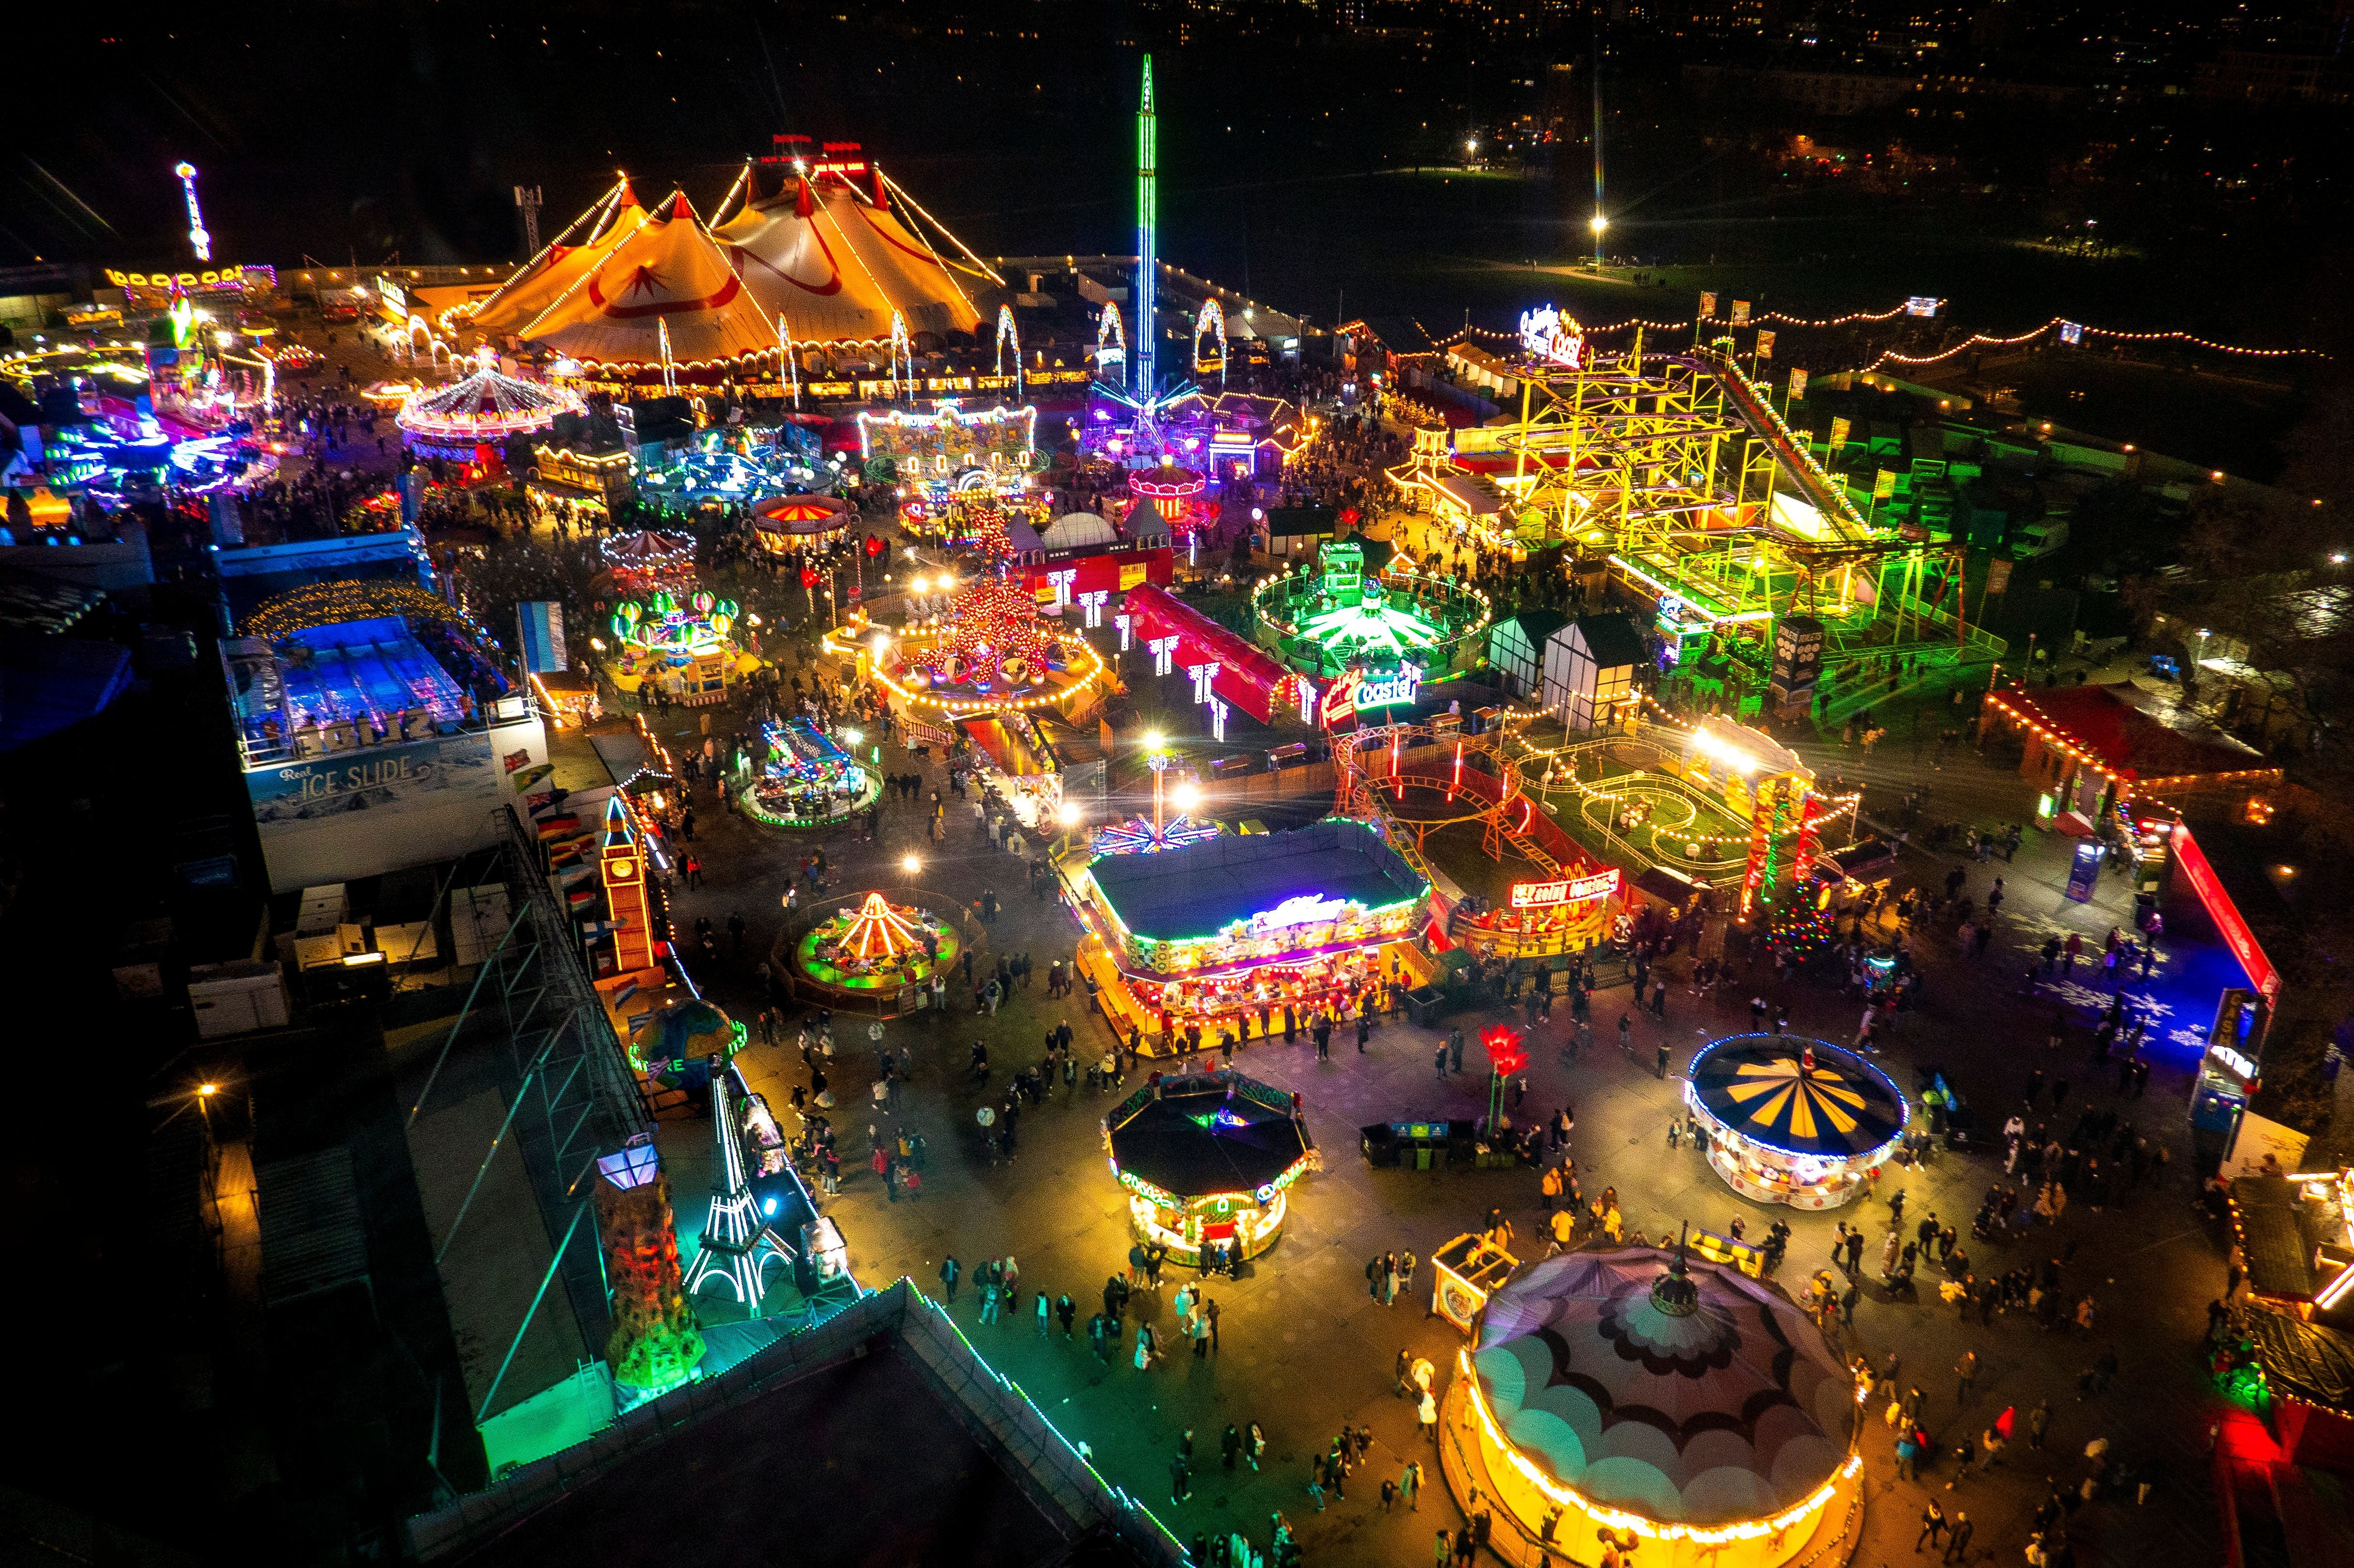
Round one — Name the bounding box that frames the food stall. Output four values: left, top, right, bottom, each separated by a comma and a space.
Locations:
1431, 1231, 1519, 1331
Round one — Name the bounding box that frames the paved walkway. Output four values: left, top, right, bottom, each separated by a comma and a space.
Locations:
642, 682, 2236, 1568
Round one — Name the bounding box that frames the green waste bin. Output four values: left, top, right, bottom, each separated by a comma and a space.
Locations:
1415, 1146, 1434, 1171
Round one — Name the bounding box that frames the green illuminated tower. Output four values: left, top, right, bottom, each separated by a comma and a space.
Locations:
1135, 56, 1158, 400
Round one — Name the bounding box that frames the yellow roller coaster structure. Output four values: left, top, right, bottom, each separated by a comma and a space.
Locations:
1386, 325, 2005, 718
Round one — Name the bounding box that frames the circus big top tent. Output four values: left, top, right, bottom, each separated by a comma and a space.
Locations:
511, 192, 780, 379
712, 152, 989, 346
461, 181, 649, 342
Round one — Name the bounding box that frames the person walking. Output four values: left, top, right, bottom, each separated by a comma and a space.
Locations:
1401, 1458, 1423, 1511
1955, 1350, 1978, 1405
1944, 1512, 1974, 1565
1418, 1387, 1439, 1444
939, 1255, 961, 1301
1223, 1423, 1244, 1471
1656, 1039, 1672, 1079
1915, 1501, 1947, 1553
2027, 1400, 2051, 1449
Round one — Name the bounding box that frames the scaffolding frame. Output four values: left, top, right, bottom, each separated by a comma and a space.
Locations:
1393, 334, 2006, 686
404, 805, 656, 1424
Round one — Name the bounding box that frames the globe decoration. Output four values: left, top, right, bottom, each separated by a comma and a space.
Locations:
626, 999, 748, 1095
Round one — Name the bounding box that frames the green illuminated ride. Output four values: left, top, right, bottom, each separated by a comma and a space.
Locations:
1253, 541, 1493, 681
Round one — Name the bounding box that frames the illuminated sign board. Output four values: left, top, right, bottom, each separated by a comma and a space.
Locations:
1517, 304, 1583, 368
2173, 822, 2281, 1001
106, 265, 266, 292
1252, 893, 1356, 930
1320, 663, 1423, 728
1509, 869, 1621, 908
2207, 1042, 2257, 1082
1905, 296, 1943, 317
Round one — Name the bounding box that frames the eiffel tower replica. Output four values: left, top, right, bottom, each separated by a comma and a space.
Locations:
682, 1064, 792, 1311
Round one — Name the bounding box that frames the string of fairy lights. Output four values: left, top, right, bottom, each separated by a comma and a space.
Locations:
1400, 301, 2324, 367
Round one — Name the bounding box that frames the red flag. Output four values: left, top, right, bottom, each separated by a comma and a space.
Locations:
1994, 1406, 2015, 1441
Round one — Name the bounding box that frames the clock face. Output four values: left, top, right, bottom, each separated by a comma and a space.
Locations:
606, 855, 639, 882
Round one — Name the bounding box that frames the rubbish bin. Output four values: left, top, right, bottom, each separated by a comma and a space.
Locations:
1360, 1124, 1399, 1166
1415, 1145, 1434, 1171
1406, 985, 1446, 1028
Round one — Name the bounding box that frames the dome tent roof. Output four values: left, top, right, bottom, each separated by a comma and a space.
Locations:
1470, 1247, 1856, 1524
1041, 511, 1117, 550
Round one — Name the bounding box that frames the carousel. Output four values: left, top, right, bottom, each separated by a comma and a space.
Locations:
750, 492, 858, 559
1684, 1035, 1907, 1210
604, 588, 763, 707
597, 529, 700, 597
394, 360, 583, 459
1449, 1240, 1865, 1568
838, 563, 1106, 717
743, 715, 881, 828
1252, 539, 1493, 682
1126, 464, 1212, 534
792, 891, 962, 997
1104, 1070, 1316, 1268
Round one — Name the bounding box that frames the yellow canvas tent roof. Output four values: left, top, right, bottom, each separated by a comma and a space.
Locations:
714, 169, 984, 346
464, 182, 647, 340
518, 193, 778, 372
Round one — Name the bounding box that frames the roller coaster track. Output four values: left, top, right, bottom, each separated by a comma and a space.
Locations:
1332, 722, 1603, 885
1684, 347, 1893, 551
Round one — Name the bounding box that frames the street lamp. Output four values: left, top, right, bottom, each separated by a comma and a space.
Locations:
902, 853, 920, 876
1589, 212, 1609, 269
